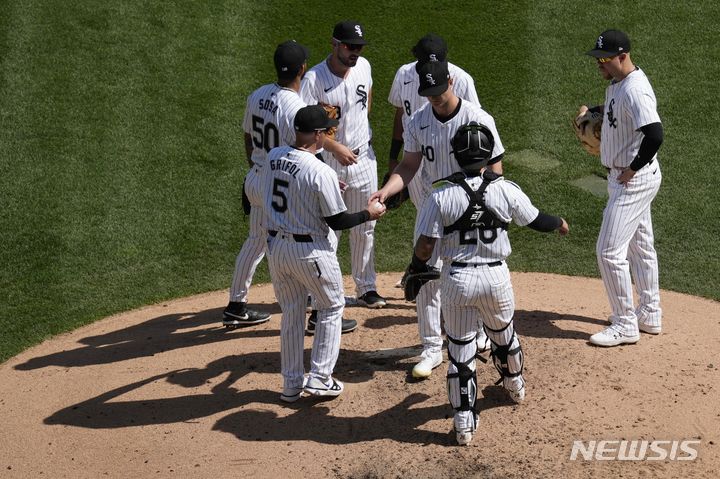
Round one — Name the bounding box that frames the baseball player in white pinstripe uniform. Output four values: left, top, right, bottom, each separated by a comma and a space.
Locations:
412, 122, 568, 445
585, 30, 664, 347
299, 20, 386, 309
372, 60, 503, 379
254, 105, 385, 403
223, 41, 309, 328
387, 33, 480, 209
385, 34, 490, 376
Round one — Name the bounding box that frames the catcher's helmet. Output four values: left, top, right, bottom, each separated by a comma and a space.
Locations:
451, 122, 495, 173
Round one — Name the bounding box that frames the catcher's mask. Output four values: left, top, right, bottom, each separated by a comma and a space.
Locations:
451, 122, 494, 173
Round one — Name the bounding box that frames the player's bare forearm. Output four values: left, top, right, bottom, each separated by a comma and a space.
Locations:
243, 133, 254, 167
323, 137, 358, 165
413, 235, 436, 262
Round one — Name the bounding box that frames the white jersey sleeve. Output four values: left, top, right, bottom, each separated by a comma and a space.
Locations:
484, 179, 540, 227
415, 193, 444, 239
626, 87, 661, 130
313, 167, 347, 218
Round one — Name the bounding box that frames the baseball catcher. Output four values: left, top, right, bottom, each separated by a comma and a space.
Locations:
573, 105, 602, 156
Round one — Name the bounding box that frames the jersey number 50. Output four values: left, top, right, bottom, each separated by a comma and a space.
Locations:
252, 115, 280, 152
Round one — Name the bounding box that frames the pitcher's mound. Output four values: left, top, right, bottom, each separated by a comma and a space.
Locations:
1, 273, 718, 478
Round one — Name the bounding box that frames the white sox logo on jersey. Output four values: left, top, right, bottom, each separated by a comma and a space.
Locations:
606, 98, 618, 128
356, 85, 368, 109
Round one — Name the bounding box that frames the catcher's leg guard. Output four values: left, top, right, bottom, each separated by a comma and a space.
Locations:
447, 335, 478, 441
489, 332, 525, 402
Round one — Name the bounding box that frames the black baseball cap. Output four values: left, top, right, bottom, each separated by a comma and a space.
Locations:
586, 29, 631, 58
294, 105, 339, 133
274, 40, 309, 78
412, 33, 448, 63
417, 61, 450, 96
333, 20, 368, 45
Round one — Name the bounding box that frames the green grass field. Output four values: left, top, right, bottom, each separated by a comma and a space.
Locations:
2, 1, 719, 363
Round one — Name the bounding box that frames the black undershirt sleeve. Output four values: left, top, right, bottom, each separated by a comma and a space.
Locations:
630, 122, 663, 171
527, 211, 563, 232
324, 210, 371, 230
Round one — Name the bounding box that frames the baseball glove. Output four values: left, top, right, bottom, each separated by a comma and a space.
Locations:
381, 172, 410, 210
320, 102, 339, 140
572, 105, 602, 156
403, 266, 440, 301
241, 178, 251, 215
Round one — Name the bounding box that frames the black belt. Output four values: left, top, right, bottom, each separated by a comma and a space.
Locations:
351, 142, 370, 156
268, 230, 313, 243
451, 261, 503, 268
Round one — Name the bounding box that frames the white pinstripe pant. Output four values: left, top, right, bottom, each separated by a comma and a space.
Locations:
597, 164, 662, 334
441, 262, 516, 349
326, 145, 379, 296
229, 167, 265, 304
267, 233, 345, 390
442, 261, 517, 429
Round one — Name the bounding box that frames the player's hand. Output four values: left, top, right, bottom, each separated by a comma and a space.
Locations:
558, 218, 569, 236
617, 168, 636, 186
339, 180, 348, 193
368, 190, 387, 206
332, 144, 358, 166
365, 201, 387, 221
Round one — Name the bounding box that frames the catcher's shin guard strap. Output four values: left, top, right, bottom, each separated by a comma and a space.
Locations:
490, 333, 524, 384
447, 348, 477, 413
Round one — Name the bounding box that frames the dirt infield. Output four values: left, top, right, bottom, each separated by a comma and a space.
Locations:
1, 272, 718, 478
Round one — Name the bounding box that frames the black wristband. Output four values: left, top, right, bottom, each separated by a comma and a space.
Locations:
389, 138, 403, 161
588, 105, 603, 114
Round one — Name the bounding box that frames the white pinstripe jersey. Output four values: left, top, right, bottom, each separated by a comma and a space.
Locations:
417, 175, 539, 263
404, 100, 504, 196
388, 61, 480, 130
259, 145, 346, 237
300, 57, 372, 151
600, 68, 661, 169
242, 83, 306, 168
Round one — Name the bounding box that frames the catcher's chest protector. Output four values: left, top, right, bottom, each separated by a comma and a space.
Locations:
443, 175, 509, 245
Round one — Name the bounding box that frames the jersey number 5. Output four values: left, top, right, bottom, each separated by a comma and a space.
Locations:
252, 115, 280, 152
271, 178, 289, 212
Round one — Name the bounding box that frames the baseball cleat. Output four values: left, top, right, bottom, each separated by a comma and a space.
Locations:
303, 377, 344, 398
223, 302, 271, 327
638, 322, 661, 335
305, 311, 358, 335
356, 290, 387, 309
589, 326, 640, 347
503, 377, 526, 403
456, 430, 474, 446
412, 351, 443, 379
280, 387, 304, 403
